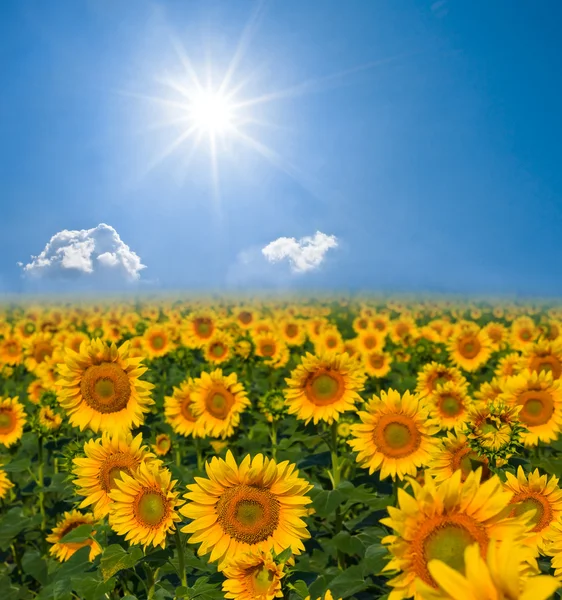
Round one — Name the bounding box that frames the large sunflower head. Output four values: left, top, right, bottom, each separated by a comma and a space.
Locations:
143, 324, 174, 359
222, 550, 286, 600
164, 378, 205, 438
482, 321, 509, 351
494, 352, 522, 379
505, 466, 562, 552
73, 432, 159, 519
0, 334, 24, 366
363, 350, 392, 379
24, 332, 56, 372
519, 338, 562, 380
204, 331, 234, 365
108, 461, 184, 549
500, 369, 562, 447
191, 369, 250, 439
448, 326, 492, 372
380, 469, 535, 599
182, 310, 220, 348
56, 338, 154, 435
426, 431, 491, 483
0, 396, 26, 447
46, 510, 102, 562
284, 352, 366, 425
415, 362, 467, 399
428, 381, 472, 432
511, 316, 538, 350
181, 451, 312, 569
416, 536, 559, 600
348, 389, 440, 480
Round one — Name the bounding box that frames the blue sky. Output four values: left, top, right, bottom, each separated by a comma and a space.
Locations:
1, 0, 561, 296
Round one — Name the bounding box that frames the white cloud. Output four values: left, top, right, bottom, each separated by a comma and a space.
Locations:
20, 223, 146, 289
262, 231, 338, 273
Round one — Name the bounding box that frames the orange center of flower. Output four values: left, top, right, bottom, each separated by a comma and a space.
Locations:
530, 355, 562, 380
457, 335, 481, 359
520, 329, 532, 341
325, 336, 338, 348
549, 324, 560, 340
24, 323, 36, 335
194, 318, 213, 339
412, 514, 489, 586
306, 370, 344, 406
99, 453, 139, 492
517, 390, 554, 427
357, 319, 368, 330
210, 342, 226, 358
205, 386, 235, 419
249, 566, 277, 595
180, 399, 197, 422
396, 323, 409, 338
374, 414, 421, 458
6, 341, 19, 355
0, 410, 16, 434
438, 394, 464, 418
510, 492, 552, 532
136, 490, 168, 527
150, 334, 165, 350
363, 335, 378, 350
217, 485, 280, 544
369, 354, 385, 369
374, 320, 385, 331
81, 362, 132, 414
239, 311, 252, 325
260, 342, 276, 357
285, 324, 298, 338
34, 341, 53, 364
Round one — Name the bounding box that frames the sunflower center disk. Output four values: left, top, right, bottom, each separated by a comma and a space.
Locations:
261, 343, 275, 356
424, 525, 478, 574
211, 343, 225, 357
216, 485, 280, 544
439, 395, 462, 417
137, 491, 168, 526
375, 414, 421, 459
459, 337, 481, 359
370, 355, 384, 368
0, 411, 15, 433
512, 496, 549, 530
519, 391, 554, 426
181, 400, 197, 422
240, 312, 252, 324
81, 363, 132, 414
206, 389, 235, 419
286, 324, 298, 338
152, 335, 165, 350
307, 372, 343, 406
195, 319, 212, 337
250, 566, 276, 595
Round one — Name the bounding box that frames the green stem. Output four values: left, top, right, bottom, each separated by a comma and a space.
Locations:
38, 435, 46, 533
330, 421, 340, 489
195, 438, 203, 471
144, 563, 157, 600
270, 421, 278, 460
10, 542, 22, 576
175, 529, 187, 589
175, 447, 182, 468
53, 457, 59, 474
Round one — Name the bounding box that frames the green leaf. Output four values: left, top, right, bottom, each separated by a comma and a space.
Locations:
100, 544, 144, 582
275, 546, 293, 563
292, 580, 309, 599
310, 487, 343, 518
363, 543, 389, 575
60, 523, 93, 543
332, 531, 365, 557
0, 508, 30, 550
328, 565, 368, 599
2, 458, 31, 472
22, 550, 48, 585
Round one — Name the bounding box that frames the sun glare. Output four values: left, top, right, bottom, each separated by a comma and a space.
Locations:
189, 90, 234, 135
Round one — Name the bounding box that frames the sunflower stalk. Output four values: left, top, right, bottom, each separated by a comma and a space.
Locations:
175, 528, 188, 590
270, 420, 278, 459
37, 435, 46, 532
194, 438, 204, 471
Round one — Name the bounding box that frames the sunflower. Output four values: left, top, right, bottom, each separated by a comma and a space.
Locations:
143, 324, 174, 359
46, 510, 102, 562
257, 390, 288, 423
0, 334, 24, 366
371, 312, 390, 336
363, 350, 392, 378
24, 332, 55, 372
59, 331, 90, 355
474, 377, 506, 405
0, 467, 14, 500
279, 319, 307, 347
182, 310, 220, 348
504, 466, 562, 552
356, 329, 383, 353
39, 406, 63, 431
164, 378, 205, 438
191, 369, 250, 438
233, 306, 258, 330
16, 319, 38, 340
427, 382, 471, 432
108, 461, 184, 549
253, 333, 284, 363
180, 451, 312, 568
500, 369, 562, 447
56, 338, 154, 435
416, 537, 559, 600
73, 432, 159, 519
494, 352, 521, 379
389, 314, 417, 345
520, 338, 562, 380
152, 433, 172, 456
415, 362, 467, 399
482, 321, 509, 351
511, 316, 538, 350
27, 379, 48, 404
315, 326, 344, 354
204, 331, 234, 365
222, 550, 285, 600
448, 325, 492, 372
380, 469, 535, 600
0, 397, 26, 447
348, 389, 440, 480
426, 432, 491, 483
284, 352, 366, 425
352, 315, 371, 335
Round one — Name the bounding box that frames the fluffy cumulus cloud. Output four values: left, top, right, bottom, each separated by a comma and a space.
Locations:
262, 231, 338, 273
19, 223, 146, 290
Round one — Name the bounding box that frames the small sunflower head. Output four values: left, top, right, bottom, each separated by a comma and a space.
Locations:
257, 390, 288, 423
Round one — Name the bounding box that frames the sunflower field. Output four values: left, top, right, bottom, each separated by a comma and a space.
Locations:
3, 298, 562, 600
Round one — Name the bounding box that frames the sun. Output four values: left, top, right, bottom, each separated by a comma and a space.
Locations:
189, 90, 234, 135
